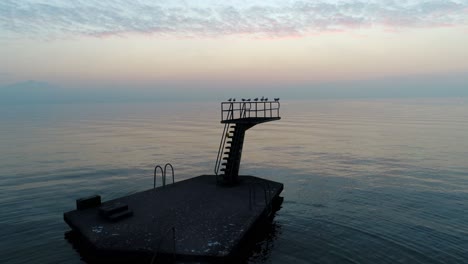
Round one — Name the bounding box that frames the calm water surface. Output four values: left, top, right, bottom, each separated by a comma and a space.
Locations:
1, 99, 468, 263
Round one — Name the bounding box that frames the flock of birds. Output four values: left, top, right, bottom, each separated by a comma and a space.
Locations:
227, 97, 280, 102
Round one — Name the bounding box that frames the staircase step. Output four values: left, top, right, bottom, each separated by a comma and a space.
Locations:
108, 210, 133, 222
99, 203, 128, 217
224, 152, 230, 155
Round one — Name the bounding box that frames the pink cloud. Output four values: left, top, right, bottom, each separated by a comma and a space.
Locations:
1, 0, 468, 39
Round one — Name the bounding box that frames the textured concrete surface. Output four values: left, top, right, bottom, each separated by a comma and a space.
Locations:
64, 175, 283, 261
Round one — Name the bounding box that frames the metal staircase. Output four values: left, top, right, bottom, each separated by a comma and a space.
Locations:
214, 100, 281, 185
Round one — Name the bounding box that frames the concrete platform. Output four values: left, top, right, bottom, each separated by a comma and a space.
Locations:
64, 175, 283, 263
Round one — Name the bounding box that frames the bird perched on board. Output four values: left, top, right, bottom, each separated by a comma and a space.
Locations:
260, 96, 265, 101
274, 98, 280, 102
265, 97, 268, 101
254, 98, 258, 102
228, 98, 232, 102
242, 98, 246, 102
232, 98, 236, 102
247, 98, 251, 102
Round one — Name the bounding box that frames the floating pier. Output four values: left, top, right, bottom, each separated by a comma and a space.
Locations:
64, 99, 282, 263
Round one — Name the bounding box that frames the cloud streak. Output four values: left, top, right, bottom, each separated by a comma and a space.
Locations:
1, 0, 468, 38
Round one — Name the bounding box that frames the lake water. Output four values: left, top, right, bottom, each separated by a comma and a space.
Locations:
1, 99, 468, 263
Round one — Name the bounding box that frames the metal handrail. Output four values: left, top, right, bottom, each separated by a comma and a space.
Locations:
150, 226, 176, 264
222, 124, 237, 179
215, 104, 234, 175
221, 101, 280, 122
241, 102, 251, 118
249, 182, 269, 211
263, 181, 273, 215
154, 163, 175, 188
154, 165, 163, 189
249, 182, 273, 216
214, 123, 229, 175
163, 163, 175, 186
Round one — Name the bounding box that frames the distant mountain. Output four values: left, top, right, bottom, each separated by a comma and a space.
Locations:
0, 80, 172, 104
0, 80, 64, 104
0, 80, 128, 104
1, 74, 467, 105
0, 80, 212, 104
1, 80, 56, 90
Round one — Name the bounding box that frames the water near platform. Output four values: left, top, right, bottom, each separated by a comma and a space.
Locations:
1, 99, 468, 263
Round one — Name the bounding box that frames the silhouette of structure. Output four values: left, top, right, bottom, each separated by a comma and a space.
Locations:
64, 99, 283, 263
215, 100, 281, 185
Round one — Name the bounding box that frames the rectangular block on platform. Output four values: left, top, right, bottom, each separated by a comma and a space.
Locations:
76, 195, 101, 210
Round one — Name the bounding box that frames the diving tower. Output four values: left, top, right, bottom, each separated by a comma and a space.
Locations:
215, 100, 281, 185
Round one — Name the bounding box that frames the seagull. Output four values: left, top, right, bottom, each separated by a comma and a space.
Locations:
274, 98, 280, 102
247, 98, 251, 102
242, 98, 246, 102
265, 97, 268, 101
228, 98, 232, 102
232, 98, 236, 102
260, 96, 265, 101
254, 98, 258, 101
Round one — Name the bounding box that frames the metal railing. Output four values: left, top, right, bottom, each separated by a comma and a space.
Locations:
249, 182, 271, 211
163, 163, 174, 186
154, 163, 175, 188
215, 104, 234, 176
221, 101, 280, 122
150, 226, 176, 264
154, 165, 163, 188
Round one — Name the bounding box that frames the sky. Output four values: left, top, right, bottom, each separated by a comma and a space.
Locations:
1, 0, 468, 101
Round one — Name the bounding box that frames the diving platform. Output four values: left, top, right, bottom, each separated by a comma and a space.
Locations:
64, 99, 283, 263
64, 175, 283, 263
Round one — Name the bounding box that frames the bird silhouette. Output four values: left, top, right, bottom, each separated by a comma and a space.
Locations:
254, 98, 258, 101
232, 98, 236, 102
228, 98, 232, 102
260, 96, 265, 101
265, 97, 268, 101
242, 98, 246, 102
247, 98, 251, 102
274, 98, 280, 101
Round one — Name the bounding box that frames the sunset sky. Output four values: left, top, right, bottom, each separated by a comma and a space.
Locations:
1, 0, 468, 100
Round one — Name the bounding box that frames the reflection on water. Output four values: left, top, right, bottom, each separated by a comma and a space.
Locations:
1, 99, 468, 263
